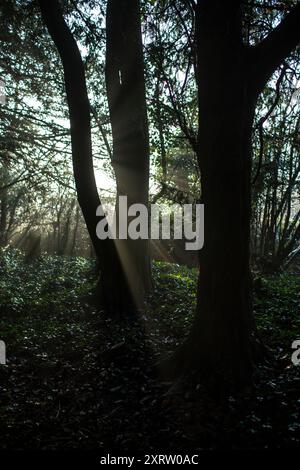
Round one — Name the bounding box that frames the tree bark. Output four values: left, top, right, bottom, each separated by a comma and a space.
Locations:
105, 0, 152, 307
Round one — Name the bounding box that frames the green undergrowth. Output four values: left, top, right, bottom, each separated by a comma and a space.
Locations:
0, 248, 300, 450
0, 248, 299, 353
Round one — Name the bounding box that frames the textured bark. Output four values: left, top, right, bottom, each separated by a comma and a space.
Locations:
105, 0, 151, 307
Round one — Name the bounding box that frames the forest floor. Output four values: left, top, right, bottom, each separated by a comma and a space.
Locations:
0, 248, 300, 453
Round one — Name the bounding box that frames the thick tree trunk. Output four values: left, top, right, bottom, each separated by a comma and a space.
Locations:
172, 0, 300, 383
185, 107, 256, 382
177, 102, 257, 382
170, 1, 260, 384
105, 0, 152, 308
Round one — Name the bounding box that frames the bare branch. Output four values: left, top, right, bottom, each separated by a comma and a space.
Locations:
252, 2, 300, 92
252, 64, 287, 185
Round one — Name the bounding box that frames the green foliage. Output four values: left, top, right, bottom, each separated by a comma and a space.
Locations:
149, 261, 197, 334
1, 251, 300, 450
0, 247, 95, 314
254, 274, 300, 349
1, 249, 299, 352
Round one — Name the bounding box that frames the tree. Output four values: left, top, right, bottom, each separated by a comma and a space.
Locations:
38, 0, 136, 313
251, 65, 300, 272
105, 0, 152, 306
0, 0, 80, 251
172, 0, 300, 383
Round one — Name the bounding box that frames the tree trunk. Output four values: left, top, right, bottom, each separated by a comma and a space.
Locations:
0, 165, 9, 247
0, 187, 8, 247
38, 0, 135, 314
171, 0, 300, 384
70, 202, 79, 256
105, 0, 152, 308
170, 1, 258, 384
185, 108, 256, 382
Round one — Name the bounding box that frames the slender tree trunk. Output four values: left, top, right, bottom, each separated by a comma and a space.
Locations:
0, 187, 8, 247
155, 71, 167, 183
59, 199, 75, 255
0, 164, 9, 247
105, 0, 151, 307
70, 202, 80, 256
38, 0, 134, 313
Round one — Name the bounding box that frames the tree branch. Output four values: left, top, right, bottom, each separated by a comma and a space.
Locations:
252, 63, 287, 186
252, 2, 300, 92
37, 0, 107, 261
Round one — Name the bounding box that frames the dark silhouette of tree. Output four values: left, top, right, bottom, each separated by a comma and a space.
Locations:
171, 0, 300, 384
38, 0, 135, 313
